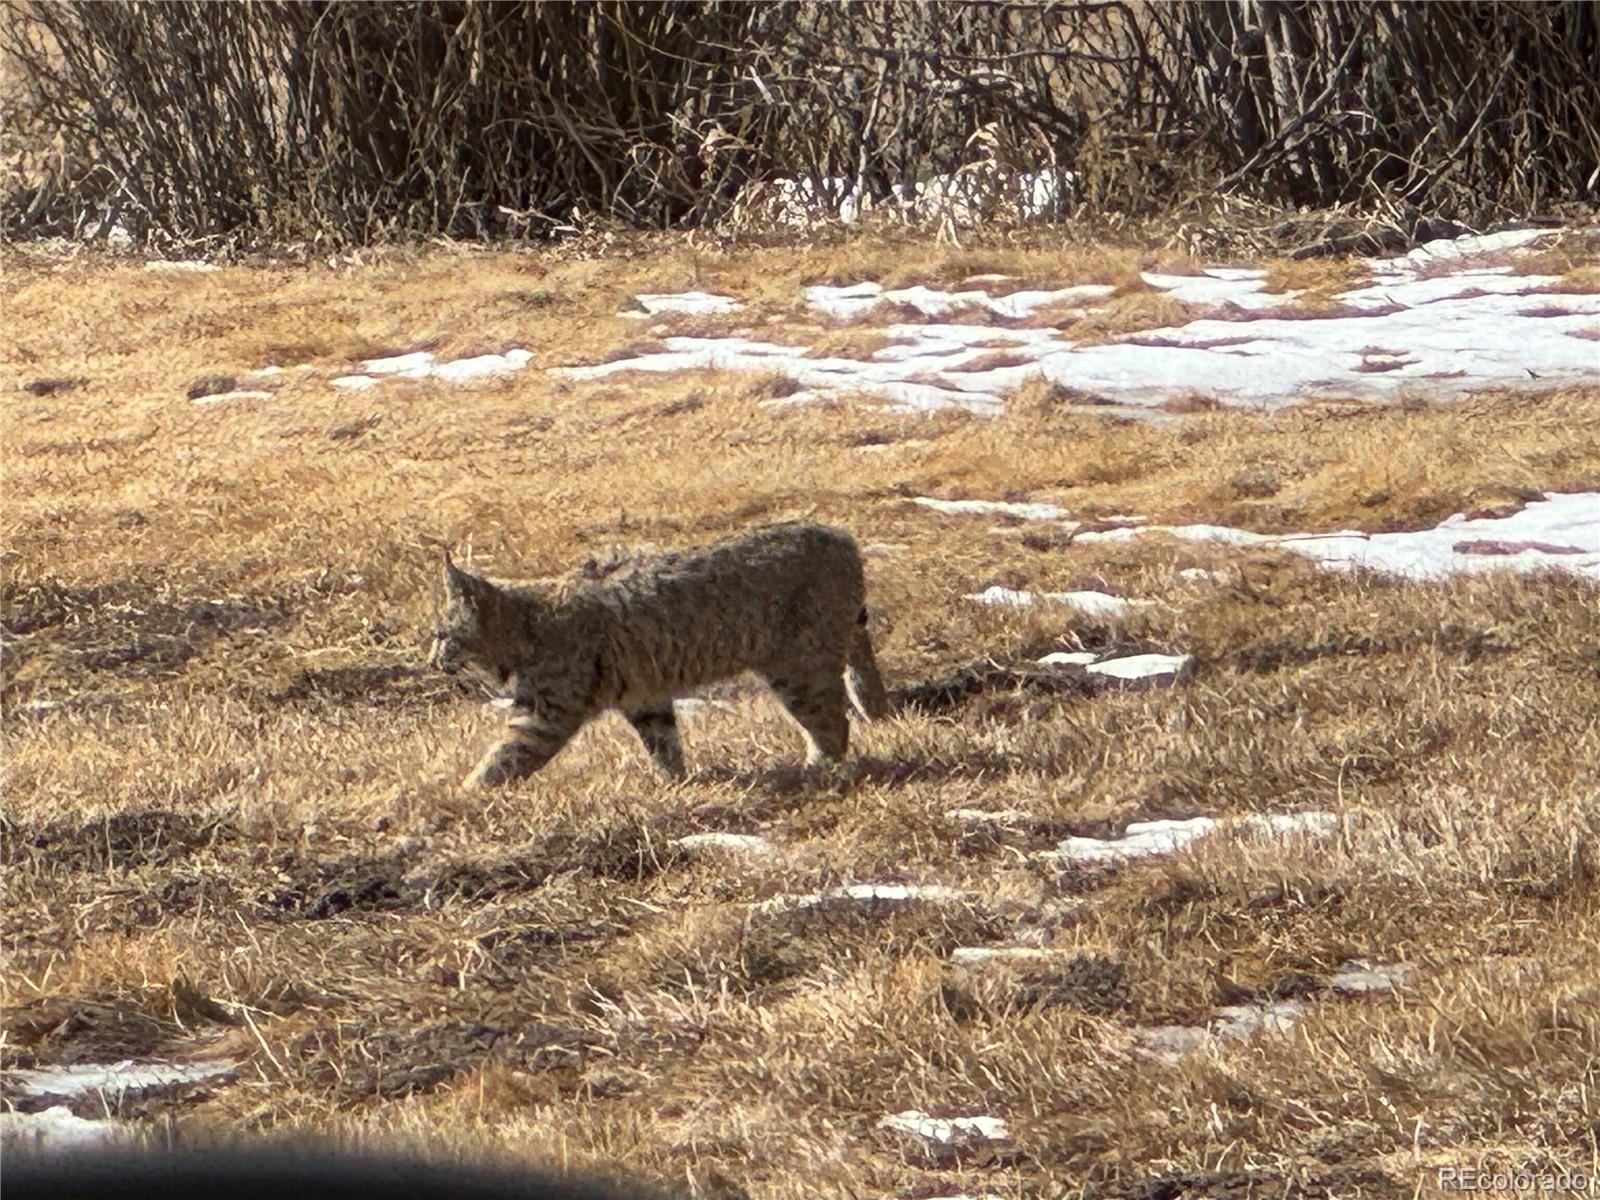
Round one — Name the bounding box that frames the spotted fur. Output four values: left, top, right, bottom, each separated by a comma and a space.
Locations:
428, 522, 890, 787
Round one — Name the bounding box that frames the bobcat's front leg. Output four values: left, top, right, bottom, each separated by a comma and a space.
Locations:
463, 709, 581, 789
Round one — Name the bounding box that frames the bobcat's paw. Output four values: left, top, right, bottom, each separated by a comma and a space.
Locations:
463, 738, 547, 789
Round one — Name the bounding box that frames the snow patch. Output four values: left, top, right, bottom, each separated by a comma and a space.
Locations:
1037, 650, 1099, 667
343, 348, 534, 389
4, 1057, 238, 1100
377, 348, 530, 380
432, 348, 535, 383
145, 260, 216, 274
1085, 652, 1193, 685
965, 586, 1151, 619
877, 1110, 1013, 1158
755, 883, 965, 915
1041, 811, 1336, 866
1133, 1000, 1307, 1062
0, 1106, 131, 1157
949, 946, 1064, 967
1089, 493, 1600, 581
912, 496, 1071, 521
672, 832, 776, 859
946, 807, 1034, 826
737, 168, 1076, 229
575, 229, 1595, 413
1330, 960, 1413, 994
623, 291, 742, 318
190, 389, 274, 406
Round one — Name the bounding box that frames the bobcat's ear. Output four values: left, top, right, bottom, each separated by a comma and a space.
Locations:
441, 549, 475, 600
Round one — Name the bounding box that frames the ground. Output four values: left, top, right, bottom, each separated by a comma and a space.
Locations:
2, 226, 1598, 1199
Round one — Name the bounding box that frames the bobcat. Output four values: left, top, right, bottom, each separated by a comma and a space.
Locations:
428, 522, 891, 788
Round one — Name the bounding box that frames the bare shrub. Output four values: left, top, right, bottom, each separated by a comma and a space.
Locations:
3, 1, 1595, 246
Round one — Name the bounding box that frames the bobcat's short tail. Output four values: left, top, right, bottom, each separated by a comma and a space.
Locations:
844, 607, 891, 720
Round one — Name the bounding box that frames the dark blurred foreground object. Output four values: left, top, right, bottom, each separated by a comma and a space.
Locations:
1, 1146, 675, 1200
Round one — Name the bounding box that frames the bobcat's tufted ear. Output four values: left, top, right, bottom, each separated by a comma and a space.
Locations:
442, 548, 476, 600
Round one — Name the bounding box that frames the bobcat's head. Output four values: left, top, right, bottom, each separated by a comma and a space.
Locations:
428, 551, 509, 683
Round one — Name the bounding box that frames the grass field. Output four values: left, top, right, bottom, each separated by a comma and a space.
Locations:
3, 230, 1599, 1199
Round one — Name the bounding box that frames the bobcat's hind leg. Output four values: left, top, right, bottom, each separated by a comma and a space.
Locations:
770, 671, 849, 766
626, 703, 686, 779
463, 710, 581, 789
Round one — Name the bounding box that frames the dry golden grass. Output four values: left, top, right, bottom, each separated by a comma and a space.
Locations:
803, 329, 907, 360
3, 236, 1599, 1199
1261, 254, 1372, 299
1059, 292, 1212, 341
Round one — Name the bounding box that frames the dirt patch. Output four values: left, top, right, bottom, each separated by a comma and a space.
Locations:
21, 376, 84, 397
185, 373, 239, 400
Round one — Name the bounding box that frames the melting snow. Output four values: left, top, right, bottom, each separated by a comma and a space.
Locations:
946, 807, 1034, 825
1046, 817, 1216, 863
1139, 267, 1283, 311
1082, 492, 1600, 581
949, 946, 1063, 967
0, 1058, 238, 1158
1330, 960, 1413, 994
804, 280, 1113, 322
755, 883, 966, 915
877, 1110, 1012, 1150
623, 291, 741, 318
4, 1058, 238, 1100
432, 349, 535, 383
190, 389, 274, 406
912, 496, 1071, 521
671, 832, 776, 859
1134, 1000, 1307, 1062
1085, 652, 1193, 684
364, 351, 438, 377
1038, 650, 1099, 667
0, 1106, 131, 1156
1041, 811, 1336, 866
572, 230, 1596, 413
965, 586, 1151, 618
736, 168, 1076, 228
145, 260, 217, 273
1034, 649, 1195, 688
327, 348, 533, 392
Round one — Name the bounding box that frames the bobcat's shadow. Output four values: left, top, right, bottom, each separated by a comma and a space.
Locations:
681, 654, 1100, 799
685, 749, 1023, 798
888, 655, 1098, 716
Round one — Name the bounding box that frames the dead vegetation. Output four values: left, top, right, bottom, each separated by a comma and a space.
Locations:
2, 237, 1598, 1198
7, 4, 1597, 246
